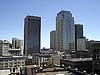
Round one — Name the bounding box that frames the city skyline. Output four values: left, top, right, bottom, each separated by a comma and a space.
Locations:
0, 0, 100, 48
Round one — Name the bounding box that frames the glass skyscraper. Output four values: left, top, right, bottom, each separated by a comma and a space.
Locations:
75, 24, 83, 50
56, 10, 75, 51
24, 16, 41, 56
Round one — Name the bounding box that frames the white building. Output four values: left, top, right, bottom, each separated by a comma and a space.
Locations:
0, 40, 10, 56
56, 10, 75, 51
0, 69, 10, 75
77, 37, 86, 51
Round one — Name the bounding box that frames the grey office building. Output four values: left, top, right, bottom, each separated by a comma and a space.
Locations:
75, 24, 83, 50
0, 40, 10, 56
12, 38, 20, 49
24, 16, 41, 56
50, 30, 56, 50
56, 10, 75, 51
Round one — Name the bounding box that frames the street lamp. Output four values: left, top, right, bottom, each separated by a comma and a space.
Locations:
75, 68, 78, 71
68, 66, 71, 69
83, 70, 86, 73
62, 64, 64, 67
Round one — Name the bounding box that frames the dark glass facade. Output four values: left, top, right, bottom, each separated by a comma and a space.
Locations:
24, 16, 41, 56
75, 24, 83, 50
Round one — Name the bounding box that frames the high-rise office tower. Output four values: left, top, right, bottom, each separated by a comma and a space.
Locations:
75, 24, 83, 50
56, 10, 75, 51
50, 30, 56, 50
24, 16, 41, 56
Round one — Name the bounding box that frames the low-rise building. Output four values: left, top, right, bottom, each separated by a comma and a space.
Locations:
92, 41, 100, 74
52, 52, 62, 66
32, 53, 52, 68
0, 56, 25, 69
77, 37, 86, 51
60, 58, 92, 73
8, 48, 21, 56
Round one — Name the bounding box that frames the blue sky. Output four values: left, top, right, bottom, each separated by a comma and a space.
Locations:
0, 0, 100, 48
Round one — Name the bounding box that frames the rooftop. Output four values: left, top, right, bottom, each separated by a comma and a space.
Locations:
62, 58, 92, 62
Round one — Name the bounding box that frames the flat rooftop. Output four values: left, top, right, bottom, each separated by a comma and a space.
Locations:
61, 58, 92, 62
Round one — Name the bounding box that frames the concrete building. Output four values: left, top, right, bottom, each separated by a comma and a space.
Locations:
60, 58, 92, 73
0, 56, 25, 69
8, 49, 21, 56
12, 38, 24, 55
56, 10, 75, 52
86, 40, 100, 53
18, 40, 24, 55
0, 69, 10, 75
32, 53, 52, 68
50, 30, 56, 50
92, 41, 100, 74
52, 52, 62, 66
12, 38, 19, 49
40, 48, 53, 54
77, 37, 86, 51
24, 16, 41, 56
20, 65, 36, 75
75, 24, 83, 51
0, 40, 10, 56
32, 50, 63, 68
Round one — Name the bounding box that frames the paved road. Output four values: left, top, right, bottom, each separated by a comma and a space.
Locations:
36, 71, 73, 75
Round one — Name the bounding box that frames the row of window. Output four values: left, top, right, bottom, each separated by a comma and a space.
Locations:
0, 61, 25, 68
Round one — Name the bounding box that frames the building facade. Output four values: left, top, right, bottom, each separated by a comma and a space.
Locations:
0, 40, 10, 56
12, 38, 24, 55
12, 38, 19, 49
92, 41, 100, 74
50, 30, 56, 50
8, 49, 21, 56
75, 24, 83, 51
56, 10, 75, 51
77, 37, 86, 51
0, 56, 25, 69
60, 58, 92, 73
24, 16, 41, 56
18, 40, 24, 55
